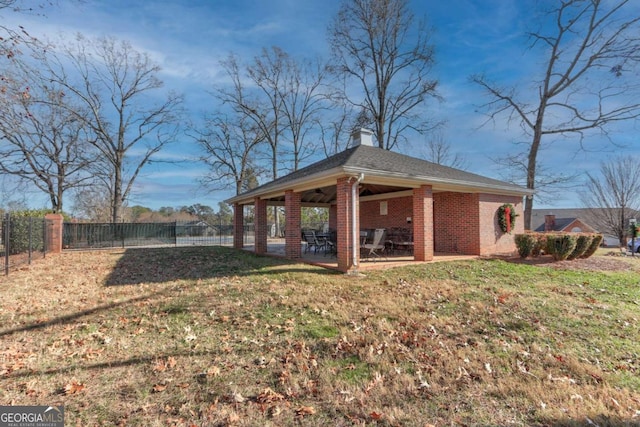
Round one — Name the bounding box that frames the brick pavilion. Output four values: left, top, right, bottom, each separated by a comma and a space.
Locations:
225, 129, 533, 274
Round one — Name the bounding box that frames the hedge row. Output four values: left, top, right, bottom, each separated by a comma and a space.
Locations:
2, 212, 47, 255
514, 232, 603, 261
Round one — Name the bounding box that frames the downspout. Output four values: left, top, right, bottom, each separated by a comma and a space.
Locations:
351, 173, 364, 269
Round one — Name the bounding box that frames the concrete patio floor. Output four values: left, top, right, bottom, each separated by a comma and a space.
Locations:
243, 239, 478, 272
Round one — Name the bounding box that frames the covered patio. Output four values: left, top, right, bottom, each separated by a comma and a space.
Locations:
242, 238, 480, 272
226, 129, 532, 274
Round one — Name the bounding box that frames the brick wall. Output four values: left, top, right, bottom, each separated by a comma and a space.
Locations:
478, 194, 522, 255
233, 203, 244, 249
285, 191, 302, 258
413, 186, 434, 261
359, 196, 413, 230
336, 177, 357, 272
329, 204, 337, 231
433, 192, 480, 254
562, 219, 595, 233
254, 197, 268, 254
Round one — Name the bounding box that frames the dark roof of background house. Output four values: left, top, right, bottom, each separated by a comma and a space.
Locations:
228, 144, 530, 203
531, 208, 600, 232
533, 217, 582, 232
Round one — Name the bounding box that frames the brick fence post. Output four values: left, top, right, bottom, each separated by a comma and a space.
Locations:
45, 213, 64, 254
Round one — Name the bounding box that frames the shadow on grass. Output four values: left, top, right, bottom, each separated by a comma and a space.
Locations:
105, 246, 339, 286
1, 247, 336, 338
536, 417, 639, 427
3, 348, 219, 380
0, 287, 176, 338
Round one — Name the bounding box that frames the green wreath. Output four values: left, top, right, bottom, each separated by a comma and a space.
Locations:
498, 203, 518, 234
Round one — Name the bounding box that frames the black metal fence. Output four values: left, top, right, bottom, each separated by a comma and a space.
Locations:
0, 213, 47, 275
63, 221, 241, 249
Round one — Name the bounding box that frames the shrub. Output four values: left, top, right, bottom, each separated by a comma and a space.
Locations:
531, 233, 547, 257
546, 234, 577, 261
567, 234, 593, 260
514, 234, 537, 258
580, 234, 603, 259
6, 213, 46, 255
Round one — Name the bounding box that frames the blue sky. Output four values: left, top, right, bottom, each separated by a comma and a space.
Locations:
5, 0, 639, 213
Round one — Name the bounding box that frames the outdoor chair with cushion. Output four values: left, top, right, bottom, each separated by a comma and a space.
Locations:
361, 228, 387, 261
302, 229, 325, 254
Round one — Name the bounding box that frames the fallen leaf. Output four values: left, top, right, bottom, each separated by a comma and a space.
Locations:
207, 365, 221, 377
295, 406, 315, 418
167, 356, 177, 369
256, 387, 285, 404
370, 411, 384, 420
64, 381, 85, 395
227, 412, 240, 424
152, 383, 167, 393
270, 406, 283, 418
232, 391, 246, 403
153, 360, 167, 372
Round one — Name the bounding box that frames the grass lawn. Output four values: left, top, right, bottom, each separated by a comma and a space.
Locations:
1, 247, 639, 426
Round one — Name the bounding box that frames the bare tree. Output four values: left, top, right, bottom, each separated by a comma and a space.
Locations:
422, 132, 468, 170
580, 156, 640, 246
491, 152, 580, 206
472, 0, 640, 229
218, 47, 327, 176
278, 54, 329, 170
317, 103, 352, 157
193, 113, 264, 195
42, 35, 183, 222
71, 183, 112, 221
216, 47, 327, 234
218, 51, 282, 183
0, 64, 96, 213
328, 0, 440, 150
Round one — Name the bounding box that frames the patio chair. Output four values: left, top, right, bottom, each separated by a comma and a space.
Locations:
324, 229, 337, 257
361, 228, 387, 261
302, 230, 325, 254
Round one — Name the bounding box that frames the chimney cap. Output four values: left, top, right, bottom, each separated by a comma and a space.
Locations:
350, 128, 374, 147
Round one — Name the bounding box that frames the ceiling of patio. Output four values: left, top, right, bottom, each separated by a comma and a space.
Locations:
265, 183, 412, 205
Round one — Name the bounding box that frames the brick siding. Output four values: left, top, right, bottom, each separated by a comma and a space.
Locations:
336, 177, 357, 272
285, 191, 302, 258
233, 203, 244, 249
478, 194, 522, 255
359, 196, 413, 229
413, 186, 434, 261
433, 192, 480, 254
254, 197, 268, 254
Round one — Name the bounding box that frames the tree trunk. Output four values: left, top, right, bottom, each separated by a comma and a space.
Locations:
524, 108, 546, 230
112, 153, 123, 223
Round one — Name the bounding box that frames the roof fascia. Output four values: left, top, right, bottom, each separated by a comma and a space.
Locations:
343, 166, 533, 197
225, 166, 345, 205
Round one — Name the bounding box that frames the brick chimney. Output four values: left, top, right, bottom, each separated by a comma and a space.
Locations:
350, 128, 374, 147
544, 214, 556, 232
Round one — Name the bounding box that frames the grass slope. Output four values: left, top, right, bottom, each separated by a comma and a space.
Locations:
1, 247, 639, 426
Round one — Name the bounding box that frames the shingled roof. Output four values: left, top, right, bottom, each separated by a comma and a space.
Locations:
226, 144, 532, 205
